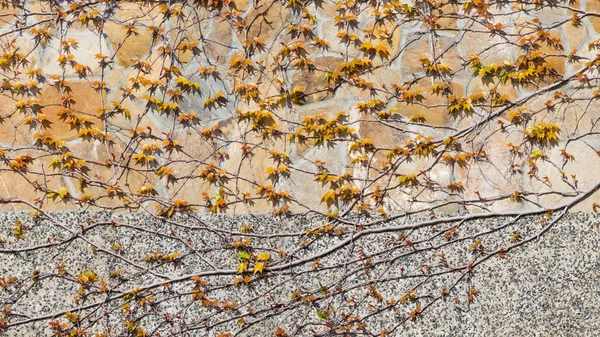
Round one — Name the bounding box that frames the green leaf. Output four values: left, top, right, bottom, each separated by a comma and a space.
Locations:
238, 251, 251, 260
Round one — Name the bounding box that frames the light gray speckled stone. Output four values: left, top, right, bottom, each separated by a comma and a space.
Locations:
0, 211, 599, 336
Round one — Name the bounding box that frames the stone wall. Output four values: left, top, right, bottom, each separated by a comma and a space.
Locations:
2, 211, 600, 336
0, 1, 598, 214
1, 1, 600, 336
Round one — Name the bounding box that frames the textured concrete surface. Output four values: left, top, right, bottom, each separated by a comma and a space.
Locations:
403, 214, 600, 337
0, 211, 599, 336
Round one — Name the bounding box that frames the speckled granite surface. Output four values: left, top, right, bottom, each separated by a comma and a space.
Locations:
400, 214, 600, 336
1, 211, 599, 336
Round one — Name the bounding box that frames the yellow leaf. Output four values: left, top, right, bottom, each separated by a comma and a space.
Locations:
257, 253, 271, 261
253, 261, 265, 274
58, 187, 69, 198
237, 262, 247, 274
65, 312, 78, 323
316, 308, 329, 320
321, 189, 337, 207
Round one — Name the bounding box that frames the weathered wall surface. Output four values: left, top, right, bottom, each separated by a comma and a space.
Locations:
0, 1, 599, 214
1, 1, 600, 336
406, 213, 600, 337
2, 211, 600, 336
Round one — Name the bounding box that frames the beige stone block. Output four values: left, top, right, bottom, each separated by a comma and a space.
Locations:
372, 67, 401, 87
535, 7, 567, 27
454, 128, 526, 212
0, 95, 32, 146
319, 2, 339, 19
320, 19, 362, 58
205, 19, 234, 63
525, 93, 600, 138
460, 31, 512, 66
527, 141, 600, 212
114, 1, 164, 26
42, 32, 110, 77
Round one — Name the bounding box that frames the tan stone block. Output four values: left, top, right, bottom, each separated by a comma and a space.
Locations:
0, 172, 36, 211
165, 127, 233, 208
539, 35, 566, 77
358, 114, 404, 149
469, 78, 519, 102
104, 22, 155, 67
295, 103, 344, 156
103, 100, 149, 135
222, 144, 278, 213
511, 21, 565, 81
232, 0, 249, 11
104, 68, 126, 89
292, 56, 344, 104
122, 53, 171, 99
436, 3, 459, 29
0, 3, 18, 29
0, 153, 68, 211
563, 18, 588, 50
395, 80, 466, 126
402, 35, 461, 77
66, 138, 159, 210
247, 1, 289, 42
364, 20, 402, 57
587, 0, 600, 33
215, 117, 238, 140
27, 1, 50, 14
39, 82, 105, 141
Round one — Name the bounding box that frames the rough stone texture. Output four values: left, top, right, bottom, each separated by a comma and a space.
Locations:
0, 1, 596, 214
1, 211, 600, 336
104, 22, 155, 67
0, 2, 598, 336
402, 214, 600, 336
